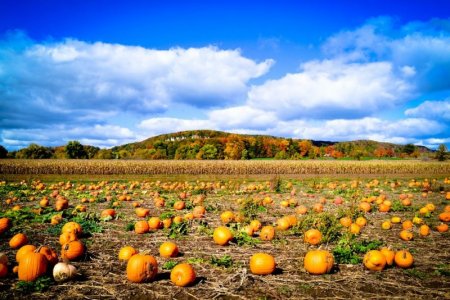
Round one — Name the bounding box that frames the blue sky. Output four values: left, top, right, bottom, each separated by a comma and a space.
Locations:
1, 0, 449, 150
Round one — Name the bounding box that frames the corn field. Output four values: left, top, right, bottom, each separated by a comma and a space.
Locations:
1, 159, 449, 175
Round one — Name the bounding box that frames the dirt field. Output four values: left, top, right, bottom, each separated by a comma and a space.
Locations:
0, 176, 449, 299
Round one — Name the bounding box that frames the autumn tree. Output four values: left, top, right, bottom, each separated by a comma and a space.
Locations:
435, 144, 448, 161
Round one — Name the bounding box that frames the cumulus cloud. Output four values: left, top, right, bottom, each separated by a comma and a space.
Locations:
405, 100, 450, 121
247, 60, 412, 119
0, 31, 273, 130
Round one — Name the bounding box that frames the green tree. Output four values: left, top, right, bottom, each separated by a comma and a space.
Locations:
65, 141, 87, 159
435, 144, 448, 161
402, 144, 416, 155
16, 144, 53, 159
0, 145, 7, 158
199, 144, 218, 160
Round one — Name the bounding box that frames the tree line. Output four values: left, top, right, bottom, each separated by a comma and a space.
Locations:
1, 131, 447, 161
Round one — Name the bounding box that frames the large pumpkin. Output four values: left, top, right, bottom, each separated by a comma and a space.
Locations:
18, 252, 48, 282
304, 250, 334, 275
0, 218, 12, 235
394, 250, 414, 268
170, 263, 196, 287
16, 244, 37, 262
61, 240, 85, 261
249, 253, 276, 275
159, 242, 179, 258
126, 254, 158, 283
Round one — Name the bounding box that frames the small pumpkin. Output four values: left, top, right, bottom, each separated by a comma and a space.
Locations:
173, 201, 186, 210
16, 244, 37, 262
135, 208, 150, 218
55, 198, 69, 211
119, 246, 138, 261
249, 220, 262, 231
304, 229, 322, 245
134, 220, 150, 234
0, 252, 8, 265
359, 202, 371, 212
399, 230, 413, 241
438, 212, 450, 222
380, 247, 395, 266
9, 233, 28, 249
349, 223, 361, 235
53, 261, 78, 282
249, 253, 276, 275
419, 224, 430, 237
304, 250, 334, 275
339, 217, 352, 228
38, 246, 58, 265
148, 217, 162, 230
381, 220, 392, 230
402, 220, 413, 230
100, 209, 116, 219
213, 226, 233, 246
126, 254, 158, 283
170, 263, 196, 287
355, 217, 367, 227
159, 241, 179, 258
0, 263, 7, 278
394, 250, 414, 268
0, 217, 12, 235
61, 222, 82, 236
61, 240, 85, 261
259, 225, 275, 241
436, 223, 449, 233
276, 217, 291, 231
363, 250, 386, 271
59, 232, 78, 245
192, 206, 206, 218
18, 251, 48, 282
220, 211, 235, 224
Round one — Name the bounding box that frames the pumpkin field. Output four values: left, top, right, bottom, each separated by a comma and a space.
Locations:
0, 162, 450, 299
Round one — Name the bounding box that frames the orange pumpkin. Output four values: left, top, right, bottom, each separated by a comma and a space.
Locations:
438, 212, 450, 222
436, 223, 449, 232
135, 208, 150, 218
250, 220, 262, 232
126, 254, 158, 283
259, 225, 275, 241
173, 201, 186, 210
276, 217, 291, 231
249, 253, 276, 275
61, 240, 85, 261
349, 223, 361, 235
312, 203, 323, 213
419, 224, 430, 236
55, 198, 68, 211
9, 233, 28, 249
119, 246, 138, 261
16, 245, 37, 262
359, 202, 371, 212
339, 217, 352, 228
296, 205, 308, 215
162, 218, 172, 229
159, 242, 179, 258
101, 209, 116, 218
0, 263, 7, 278
380, 247, 395, 266
363, 250, 386, 271
355, 217, 367, 227
18, 252, 48, 282
148, 217, 162, 230
394, 250, 414, 268
304, 229, 322, 245
134, 220, 150, 234
61, 222, 82, 236
170, 263, 196, 287
59, 232, 78, 245
304, 250, 334, 275
193, 206, 206, 218
402, 220, 413, 230
381, 220, 392, 230
38, 246, 58, 265
399, 230, 413, 241
213, 226, 233, 246
220, 211, 235, 224
0, 218, 12, 235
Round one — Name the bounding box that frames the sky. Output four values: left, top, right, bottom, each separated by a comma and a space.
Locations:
0, 0, 449, 150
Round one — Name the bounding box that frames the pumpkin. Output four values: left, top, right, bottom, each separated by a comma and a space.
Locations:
220, 211, 235, 224
101, 209, 116, 219
355, 217, 367, 227
173, 201, 186, 210
0, 217, 12, 234
135, 208, 150, 218
359, 202, 371, 212
119, 246, 138, 261
363, 250, 386, 271
61, 222, 82, 236
380, 247, 395, 266
184, 212, 194, 221
304, 229, 322, 245
159, 242, 179, 258
51, 214, 63, 225
425, 203, 435, 212
61, 240, 85, 261
402, 220, 413, 230
394, 250, 414, 268
18, 251, 48, 282
16, 244, 37, 262
339, 217, 352, 228
276, 217, 291, 231
349, 223, 361, 235
173, 215, 183, 224
38, 246, 58, 265
249, 253, 276, 275
438, 212, 450, 222
259, 225, 275, 241
55, 198, 68, 211
170, 263, 196, 287
134, 220, 150, 234
9, 233, 28, 249
59, 232, 78, 245
296, 205, 308, 215
0, 263, 7, 278
436, 223, 449, 233
241, 225, 255, 236
148, 217, 163, 230
213, 226, 233, 246
192, 206, 206, 218
312, 203, 323, 213
391, 216, 401, 224
39, 197, 49, 208
419, 224, 430, 236
250, 220, 262, 231
399, 230, 413, 241
126, 254, 158, 283
381, 221, 392, 230
162, 218, 172, 229
53, 261, 78, 282
304, 250, 334, 275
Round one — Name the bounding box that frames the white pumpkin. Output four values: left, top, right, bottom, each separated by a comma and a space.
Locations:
53, 262, 78, 282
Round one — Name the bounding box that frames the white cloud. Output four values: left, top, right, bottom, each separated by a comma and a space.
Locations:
138, 118, 215, 137
208, 106, 278, 129
405, 100, 450, 120
247, 60, 412, 119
